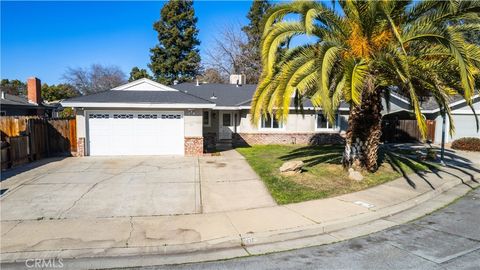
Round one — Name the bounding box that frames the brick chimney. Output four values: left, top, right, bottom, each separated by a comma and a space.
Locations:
27, 77, 42, 104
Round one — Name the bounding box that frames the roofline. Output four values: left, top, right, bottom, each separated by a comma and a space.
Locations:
0, 103, 44, 109
112, 78, 179, 91
60, 102, 215, 109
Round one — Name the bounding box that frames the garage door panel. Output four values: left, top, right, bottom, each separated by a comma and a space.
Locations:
88, 111, 184, 156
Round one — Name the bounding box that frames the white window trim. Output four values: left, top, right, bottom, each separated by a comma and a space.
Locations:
259, 114, 286, 130
203, 110, 211, 127
315, 113, 340, 132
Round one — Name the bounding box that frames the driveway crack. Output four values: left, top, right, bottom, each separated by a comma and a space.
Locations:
58, 171, 125, 218
126, 216, 134, 247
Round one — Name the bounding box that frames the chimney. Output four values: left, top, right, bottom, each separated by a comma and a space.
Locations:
229, 74, 246, 85
27, 77, 42, 104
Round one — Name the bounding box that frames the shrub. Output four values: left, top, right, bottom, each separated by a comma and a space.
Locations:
451, 137, 480, 152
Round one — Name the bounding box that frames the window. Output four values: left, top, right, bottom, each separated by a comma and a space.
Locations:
89, 113, 109, 119
316, 113, 338, 130
160, 114, 182, 119
113, 114, 133, 119
203, 111, 211, 126
138, 114, 158, 119
222, 113, 232, 126
261, 114, 283, 129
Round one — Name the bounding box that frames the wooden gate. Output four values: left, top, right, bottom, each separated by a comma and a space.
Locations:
1, 117, 77, 169
381, 119, 435, 143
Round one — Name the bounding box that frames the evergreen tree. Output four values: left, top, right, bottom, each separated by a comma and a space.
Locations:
149, 0, 201, 85
240, 0, 271, 83
129, 67, 152, 81
0, 79, 26, 96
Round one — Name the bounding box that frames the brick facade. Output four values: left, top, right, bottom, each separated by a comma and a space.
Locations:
233, 133, 344, 146
185, 136, 204, 156
76, 137, 85, 157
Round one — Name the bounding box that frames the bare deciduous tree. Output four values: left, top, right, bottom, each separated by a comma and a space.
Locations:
63, 64, 127, 95
197, 68, 225, 83
204, 23, 260, 83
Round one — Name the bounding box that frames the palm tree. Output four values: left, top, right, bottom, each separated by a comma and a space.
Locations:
251, 0, 480, 172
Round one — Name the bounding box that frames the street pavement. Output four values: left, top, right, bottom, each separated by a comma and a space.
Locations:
123, 188, 480, 270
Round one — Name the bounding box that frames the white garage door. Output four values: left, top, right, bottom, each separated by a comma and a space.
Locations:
87, 111, 184, 156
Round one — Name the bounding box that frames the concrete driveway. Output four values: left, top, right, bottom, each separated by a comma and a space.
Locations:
0, 150, 275, 221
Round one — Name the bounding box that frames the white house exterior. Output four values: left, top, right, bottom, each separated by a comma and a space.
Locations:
62, 78, 479, 157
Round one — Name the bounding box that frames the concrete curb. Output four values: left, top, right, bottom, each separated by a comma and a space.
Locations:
1, 170, 479, 268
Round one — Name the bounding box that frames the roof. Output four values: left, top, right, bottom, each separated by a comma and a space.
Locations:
60, 78, 477, 112
62, 90, 214, 108
391, 93, 479, 112
173, 83, 351, 109
0, 93, 44, 108
172, 83, 257, 107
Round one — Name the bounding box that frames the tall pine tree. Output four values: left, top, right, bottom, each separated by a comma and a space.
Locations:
241, 0, 271, 84
129, 67, 152, 82
149, 0, 201, 85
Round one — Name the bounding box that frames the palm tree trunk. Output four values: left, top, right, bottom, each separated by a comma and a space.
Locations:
342, 89, 383, 172
363, 90, 383, 172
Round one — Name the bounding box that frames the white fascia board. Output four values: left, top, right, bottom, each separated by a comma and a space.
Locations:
61, 102, 215, 109
214, 106, 241, 110
450, 109, 476, 115
389, 93, 411, 104
237, 105, 350, 111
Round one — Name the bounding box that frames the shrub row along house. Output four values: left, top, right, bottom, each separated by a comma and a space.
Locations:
61, 77, 480, 156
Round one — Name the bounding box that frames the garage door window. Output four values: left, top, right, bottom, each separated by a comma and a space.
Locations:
138, 114, 158, 119
161, 114, 182, 119
113, 114, 133, 119
89, 114, 109, 119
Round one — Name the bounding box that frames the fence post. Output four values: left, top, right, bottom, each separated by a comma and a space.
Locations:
45, 119, 50, 157
26, 118, 33, 161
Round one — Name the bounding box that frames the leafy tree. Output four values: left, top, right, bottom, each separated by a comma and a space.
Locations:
41, 83, 79, 102
253, 0, 480, 172
149, 0, 201, 85
58, 107, 75, 118
241, 0, 271, 83
0, 79, 26, 96
129, 67, 152, 81
63, 64, 126, 95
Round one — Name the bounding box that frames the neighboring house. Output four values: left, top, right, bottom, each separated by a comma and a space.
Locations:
61, 77, 479, 157
0, 77, 58, 117
381, 93, 480, 144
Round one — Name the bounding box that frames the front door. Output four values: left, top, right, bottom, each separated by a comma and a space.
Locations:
219, 112, 233, 140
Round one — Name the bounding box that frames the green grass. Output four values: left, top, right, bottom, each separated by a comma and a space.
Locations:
237, 144, 432, 204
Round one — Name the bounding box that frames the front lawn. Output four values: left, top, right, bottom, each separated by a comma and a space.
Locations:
237, 144, 432, 204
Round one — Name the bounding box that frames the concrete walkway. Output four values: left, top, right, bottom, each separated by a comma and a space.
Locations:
1, 150, 479, 269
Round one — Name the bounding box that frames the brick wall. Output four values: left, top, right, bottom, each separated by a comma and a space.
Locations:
185, 136, 203, 156
76, 137, 85, 157
233, 133, 344, 146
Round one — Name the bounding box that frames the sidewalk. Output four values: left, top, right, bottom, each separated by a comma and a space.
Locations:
1, 152, 479, 268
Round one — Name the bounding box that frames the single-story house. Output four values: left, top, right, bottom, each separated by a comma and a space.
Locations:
0, 77, 58, 117
61, 77, 479, 156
